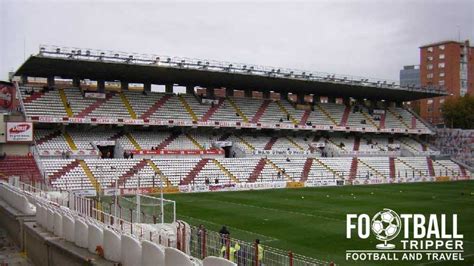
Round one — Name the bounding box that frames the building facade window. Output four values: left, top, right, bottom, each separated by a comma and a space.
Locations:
439, 99, 445, 104
439, 54, 445, 59
438, 62, 445, 68
427, 73, 434, 79
427, 99, 433, 105
427, 56, 433, 61
428, 47, 433, 52
439, 45, 445, 50
439, 72, 445, 77
427, 64, 433, 70
439, 80, 445, 86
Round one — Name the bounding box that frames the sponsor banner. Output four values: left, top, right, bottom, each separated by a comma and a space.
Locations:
212, 141, 232, 148
253, 149, 310, 156
103, 188, 121, 196
71, 189, 97, 197
120, 186, 179, 195
92, 140, 115, 146
305, 179, 337, 187
202, 98, 219, 105
178, 181, 286, 193
6, 122, 33, 142
130, 149, 224, 156
286, 181, 305, 188
38, 149, 99, 157
310, 142, 325, 148
338, 150, 401, 157
28, 115, 432, 135
373, 109, 385, 115
84, 92, 106, 99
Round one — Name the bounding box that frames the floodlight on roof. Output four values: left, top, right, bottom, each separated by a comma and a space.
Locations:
166, 58, 171, 63
197, 61, 201, 65
86, 50, 90, 56
56, 48, 61, 53
242, 65, 247, 69
114, 54, 119, 58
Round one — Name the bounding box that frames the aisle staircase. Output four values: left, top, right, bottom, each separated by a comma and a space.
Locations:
426, 158, 435, 176
76, 93, 113, 118
182, 158, 209, 185
157, 133, 179, 150
340, 106, 351, 126
140, 94, 172, 120
286, 136, 304, 151
379, 113, 386, 129
315, 104, 338, 125
299, 110, 311, 125
276, 101, 298, 125
213, 159, 240, 183
349, 158, 358, 180
126, 133, 141, 150
79, 160, 100, 193
119, 93, 137, 119
227, 97, 249, 122
300, 158, 313, 182
265, 158, 293, 181
248, 158, 266, 182
251, 100, 271, 123
59, 89, 74, 117
47, 160, 80, 183
387, 108, 410, 129
201, 98, 224, 122
313, 158, 344, 179
186, 134, 205, 150
147, 159, 172, 187
117, 159, 148, 187
178, 95, 198, 122
389, 158, 396, 179
358, 158, 388, 179
264, 137, 278, 150
64, 132, 78, 150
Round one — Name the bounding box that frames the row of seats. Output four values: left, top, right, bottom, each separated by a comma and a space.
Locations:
32, 129, 435, 156
20, 86, 429, 131
40, 156, 469, 190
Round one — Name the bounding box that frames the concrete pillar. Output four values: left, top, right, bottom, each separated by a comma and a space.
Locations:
186, 85, 194, 94
47, 76, 55, 87
144, 83, 152, 92
396, 101, 403, 108
165, 84, 173, 94
206, 87, 215, 98
226, 88, 234, 97
73, 78, 81, 88
97, 80, 105, 93
262, 91, 271, 99
21, 75, 28, 84
280, 91, 289, 101
328, 96, 336, 104
312, 95, 320, 104
297, 93, 305, 104
343, 98, 351, 106
121, 81, 128, 91
244, 89, 252, 98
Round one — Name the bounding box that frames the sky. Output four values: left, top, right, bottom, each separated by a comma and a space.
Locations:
0, 0, 473, 82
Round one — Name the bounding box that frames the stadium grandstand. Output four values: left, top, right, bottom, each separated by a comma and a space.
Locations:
0, 45, 472, 266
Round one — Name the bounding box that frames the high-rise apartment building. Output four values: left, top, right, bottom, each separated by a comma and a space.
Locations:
418, 40, 473, 126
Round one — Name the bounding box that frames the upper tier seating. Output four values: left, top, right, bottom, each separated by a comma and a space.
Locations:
20, 86, 431, 133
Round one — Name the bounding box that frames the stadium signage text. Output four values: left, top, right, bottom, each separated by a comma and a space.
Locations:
345, 208, 464, 263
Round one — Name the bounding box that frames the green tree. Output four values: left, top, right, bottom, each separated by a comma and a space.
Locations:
441, 94, 474, 129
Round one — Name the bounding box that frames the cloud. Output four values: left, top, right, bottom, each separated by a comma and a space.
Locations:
1, 0, 473, 82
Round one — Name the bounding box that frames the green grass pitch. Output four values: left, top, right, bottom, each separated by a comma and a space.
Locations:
161, 180, 474, 265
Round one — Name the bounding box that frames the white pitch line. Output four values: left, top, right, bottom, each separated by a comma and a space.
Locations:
178, 214, 279, 243
201, 198, 344, 222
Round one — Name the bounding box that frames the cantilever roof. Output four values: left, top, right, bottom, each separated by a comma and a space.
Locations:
14, 46, 447, 102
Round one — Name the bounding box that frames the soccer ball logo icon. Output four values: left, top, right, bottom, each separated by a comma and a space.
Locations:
371, 208, 402, 249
